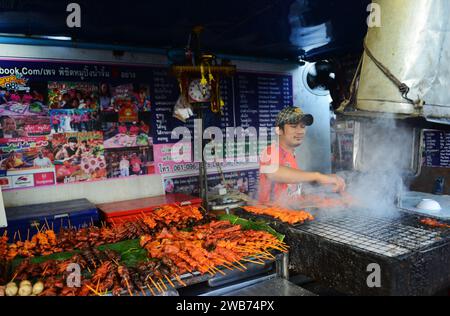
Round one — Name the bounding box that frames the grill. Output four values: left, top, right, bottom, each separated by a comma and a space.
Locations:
297, 214, 443, 258
235, 208, 450, 296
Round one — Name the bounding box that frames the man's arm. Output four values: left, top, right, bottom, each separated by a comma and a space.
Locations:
264, 165, 346, 192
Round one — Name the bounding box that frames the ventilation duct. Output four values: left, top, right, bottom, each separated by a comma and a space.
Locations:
355, 0, 450, 121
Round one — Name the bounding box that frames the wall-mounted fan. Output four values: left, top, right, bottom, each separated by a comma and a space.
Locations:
303, 60, 335, 96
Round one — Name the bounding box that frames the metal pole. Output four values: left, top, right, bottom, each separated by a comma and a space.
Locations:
276, 252, 289, 280
197, 105, 209, 210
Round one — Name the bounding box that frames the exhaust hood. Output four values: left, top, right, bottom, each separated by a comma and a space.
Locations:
341, 0, 450, 123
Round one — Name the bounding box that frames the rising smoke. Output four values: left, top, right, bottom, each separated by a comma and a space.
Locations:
341, 117, 416, 217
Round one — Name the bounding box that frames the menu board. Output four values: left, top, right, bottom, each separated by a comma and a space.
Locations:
149, 68, 192, 144
234, 72, 293, 128
423, 130, 450, 168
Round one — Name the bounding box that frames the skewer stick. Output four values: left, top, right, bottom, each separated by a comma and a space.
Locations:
146, 282, 156, 296
44, 218, 50, 230
164, 274, 175, 288
254, 254, 272, 261
42, 264, 49, 276
218, 259, 244, 272
13, 231, 17, 242
148, 276, 162, 293
140, 287, 147, 296
219, 263, 234, 271
17, 230, 22, 242
111, 258, 121, 266
159, 278, 168, 291
211, 266, 226, 276
242, 258, 265, 265
10, 271, 18, 282
124, 278, 133, 296
273, 242, 289, 250
269, 246, 287, 252
174, 274, 186, 287
26, 229, 30, 241
38, 224, 46, 233
85, 284, 101, 296
234, 260, 247, 270
263, 251, 276, 258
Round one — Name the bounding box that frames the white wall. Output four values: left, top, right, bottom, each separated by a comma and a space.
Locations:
2, 176, 165, 207
292, 63, 332, 173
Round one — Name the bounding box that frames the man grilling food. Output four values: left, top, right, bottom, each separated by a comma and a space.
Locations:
258, 106, 346, 206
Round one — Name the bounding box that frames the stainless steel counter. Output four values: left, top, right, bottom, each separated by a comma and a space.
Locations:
222, 277, 315, 296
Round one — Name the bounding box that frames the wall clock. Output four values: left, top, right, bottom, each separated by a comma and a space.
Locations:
188, 79, 212, 103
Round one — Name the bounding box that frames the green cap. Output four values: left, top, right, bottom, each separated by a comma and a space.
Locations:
275, 107, 314, 127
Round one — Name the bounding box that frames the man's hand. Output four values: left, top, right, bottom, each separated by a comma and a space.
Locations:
317, 173, 346, 193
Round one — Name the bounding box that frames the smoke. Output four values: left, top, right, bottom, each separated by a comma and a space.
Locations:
251, 117, 416, 219
341, 117, 415, 217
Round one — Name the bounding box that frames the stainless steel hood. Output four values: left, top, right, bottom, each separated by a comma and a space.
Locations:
352, 0, 450, 122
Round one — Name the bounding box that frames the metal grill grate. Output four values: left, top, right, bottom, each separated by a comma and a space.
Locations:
297, 215, 443, 258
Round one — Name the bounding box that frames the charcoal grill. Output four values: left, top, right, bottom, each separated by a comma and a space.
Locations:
235, 208, 450, 296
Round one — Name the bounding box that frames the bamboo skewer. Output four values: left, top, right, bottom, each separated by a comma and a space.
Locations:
242, 258, 265, 265
124, 278, 133, 296
146, 282, 156, 296
85, 284, 101, 296
218, 259, 245, 272
42, 264, 49, 276
17, 230, 21, 242
10, 271, 18, 282
148, 276, 162, 293
164, 274, 175, 288
234, 260, 247, 270
44, 218, 50, 230
38, 224, 46, 233
159, 278, 168, 291
219, 263, 234, 271
174, 274, 186, 287
209, 265, 226, 276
